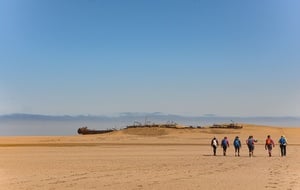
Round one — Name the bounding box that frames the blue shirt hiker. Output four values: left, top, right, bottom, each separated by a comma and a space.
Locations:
278, 135, 287, 157
233, 136, 241, 157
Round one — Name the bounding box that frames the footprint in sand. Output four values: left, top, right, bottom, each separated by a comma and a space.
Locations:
265, 185, 277, 189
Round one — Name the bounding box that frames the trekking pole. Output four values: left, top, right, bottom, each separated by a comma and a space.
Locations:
279, 145, 281, 157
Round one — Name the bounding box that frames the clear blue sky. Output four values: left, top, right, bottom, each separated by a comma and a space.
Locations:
0, 0, 299, 116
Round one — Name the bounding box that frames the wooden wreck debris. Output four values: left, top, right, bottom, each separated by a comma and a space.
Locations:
77, 126, 115, 135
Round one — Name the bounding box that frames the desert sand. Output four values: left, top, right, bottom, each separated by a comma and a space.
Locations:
0, 124, 299, 190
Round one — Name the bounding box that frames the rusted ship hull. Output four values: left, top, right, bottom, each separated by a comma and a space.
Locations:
77, 127, 115, 135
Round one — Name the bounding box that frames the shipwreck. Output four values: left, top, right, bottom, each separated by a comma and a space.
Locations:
77, 126, 115, 135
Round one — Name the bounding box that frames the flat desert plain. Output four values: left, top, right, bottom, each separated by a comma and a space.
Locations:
0, 124, 299, 190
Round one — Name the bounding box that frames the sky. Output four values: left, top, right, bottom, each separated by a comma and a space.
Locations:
0, 0, 299, 117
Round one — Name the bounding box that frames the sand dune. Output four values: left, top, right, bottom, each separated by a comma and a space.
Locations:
0, 124, 299, 189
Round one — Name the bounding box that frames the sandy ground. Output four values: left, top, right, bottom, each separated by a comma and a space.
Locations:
0, 124, 299, 190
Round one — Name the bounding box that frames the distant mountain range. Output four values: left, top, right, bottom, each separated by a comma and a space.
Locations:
0, 113, 299, 136
1, 113, 300, 126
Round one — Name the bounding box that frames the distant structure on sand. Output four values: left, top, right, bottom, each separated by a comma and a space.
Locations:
77, 126, 115, 135
77, 121, 241, 135
209, 122, 243, 129
126, 123, 178, 129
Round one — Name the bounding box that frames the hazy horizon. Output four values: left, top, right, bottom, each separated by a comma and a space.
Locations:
1, 112, 300, 136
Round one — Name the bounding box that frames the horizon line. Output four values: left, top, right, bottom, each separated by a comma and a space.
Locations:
1, 112, 300, 118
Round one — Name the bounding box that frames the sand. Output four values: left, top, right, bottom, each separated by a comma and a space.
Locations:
0, 124, 299, 190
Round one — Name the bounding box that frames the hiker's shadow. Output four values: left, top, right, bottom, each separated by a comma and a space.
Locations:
202, 154, 221, 157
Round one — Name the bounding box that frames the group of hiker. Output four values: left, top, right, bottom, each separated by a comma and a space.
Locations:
211, 135, 288, 157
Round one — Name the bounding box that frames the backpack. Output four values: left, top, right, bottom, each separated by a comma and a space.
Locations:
247, 138, 254, 146
212, 139, 217, 146
266, 138, 272, 145
280, 138, 286, 145
221, 139, 227, 147
234, 139, 240, 147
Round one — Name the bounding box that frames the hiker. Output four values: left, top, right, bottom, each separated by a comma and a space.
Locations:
233, 136, 241, 157
211, 137, 219, 156
221, 136, 229, 156
278, 135, 288, 157
246, 135, 257, 157
265, 135, 275, 157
